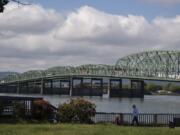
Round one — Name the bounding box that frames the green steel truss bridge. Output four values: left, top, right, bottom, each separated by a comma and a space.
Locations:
1, 50, 180, 83
0, 50, 180, 98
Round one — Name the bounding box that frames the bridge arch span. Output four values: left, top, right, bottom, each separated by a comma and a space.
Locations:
115, 50, 180, 80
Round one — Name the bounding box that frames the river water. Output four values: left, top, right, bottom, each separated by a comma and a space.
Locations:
43, 95, 180, 113
1, 94, 180, 113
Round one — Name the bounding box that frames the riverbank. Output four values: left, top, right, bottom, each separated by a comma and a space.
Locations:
148, 91, 180, 96
0, 124, 179, 135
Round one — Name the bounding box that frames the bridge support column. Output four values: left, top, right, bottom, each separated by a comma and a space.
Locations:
50, 80, 53, 94
69, 77, 73, 96
27, 82, 29, 94
130, 80, 144, 98
40, 79, 44, 95
109, 79, 122, 98
17, 82, 20, 94
91, 78, 103, 97
107, 79, 110, 98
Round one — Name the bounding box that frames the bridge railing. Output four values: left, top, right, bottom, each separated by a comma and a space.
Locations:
92, 112, 180, 126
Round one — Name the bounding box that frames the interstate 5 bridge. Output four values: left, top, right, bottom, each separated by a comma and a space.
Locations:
1, 50, 180, 98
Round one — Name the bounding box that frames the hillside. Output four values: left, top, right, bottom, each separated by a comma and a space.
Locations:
0, 72, 19, 80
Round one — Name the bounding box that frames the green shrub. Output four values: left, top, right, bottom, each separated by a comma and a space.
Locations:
58, 98, 96, 124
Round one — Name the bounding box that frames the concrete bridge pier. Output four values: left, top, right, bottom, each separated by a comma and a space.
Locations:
106, 79, 111, 98
17, 81, 20, 94
69, 77, 73, 96
130, 80, 144, 98
109, 79, 122, 98
40, 79, 44, 95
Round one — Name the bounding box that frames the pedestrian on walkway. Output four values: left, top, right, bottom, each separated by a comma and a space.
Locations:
131, 104, 139, 126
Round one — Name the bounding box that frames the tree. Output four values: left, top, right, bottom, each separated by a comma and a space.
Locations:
0, 0, 9, 13
145, 83, 162, 92
163, 83, 172, 91
58, 98, 96, 123
169, 85, 180, 94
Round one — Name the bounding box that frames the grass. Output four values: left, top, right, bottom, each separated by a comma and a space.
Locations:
0, 124, 179, 135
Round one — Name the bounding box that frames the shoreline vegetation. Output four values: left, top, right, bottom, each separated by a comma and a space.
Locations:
0, 124, 179, 135
145, 91, 180, 96
144, 82, 180, 96
148, 92, 180, 96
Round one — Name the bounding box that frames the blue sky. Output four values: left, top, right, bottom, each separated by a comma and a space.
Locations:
33, 0, 180, 20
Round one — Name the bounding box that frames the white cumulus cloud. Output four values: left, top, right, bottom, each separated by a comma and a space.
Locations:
0, 4, 180, 72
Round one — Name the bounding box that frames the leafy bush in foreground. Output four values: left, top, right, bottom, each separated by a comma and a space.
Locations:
58, 98, 96, 123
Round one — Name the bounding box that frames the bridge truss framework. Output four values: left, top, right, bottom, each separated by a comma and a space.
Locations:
1, 50, 180, 98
